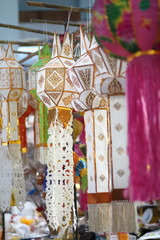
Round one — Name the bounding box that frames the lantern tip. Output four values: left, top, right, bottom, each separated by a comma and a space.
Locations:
5, 42, 15, 60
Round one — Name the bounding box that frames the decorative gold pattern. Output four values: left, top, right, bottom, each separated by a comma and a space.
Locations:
100, 174, 105, 182
97, 114, 104, 122
98, 155, 104, 162
87, 116, 90, 123
107, 56, 117, 75
114, 102, 122, 111
89, 155, 92, 162
116, 147, 124, 155
88, 135, 91, 142
66, 76, 74, 87
49, 92, 61, 100
72, 75, 81, 88
12, 127, 16, 132
58, 108, 71, 129
11, 112, 16, 117
117, 169, 125, 177
64, 43, 71, 56
108, 79, 122, 94
46, 69, 63, 87
62, 94, 73, 106
10, 90, 19, 99
86, 92, 96, 107
98, 133, 104, 141
94, 54, 103, 69
99, 99, 107, 108
90, 176, 93, 182
78, 68, 91, 89
115, 123, 123, 132
38, 74, 44, 88
64, 60, 73, 66
41, 95, 51, 106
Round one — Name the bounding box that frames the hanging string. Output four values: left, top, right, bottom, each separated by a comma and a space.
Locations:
45, 20, 48, 43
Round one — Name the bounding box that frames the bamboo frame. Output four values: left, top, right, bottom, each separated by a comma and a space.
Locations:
0, 40, 43, 46
31, 19, 82, 27
26, 1, 91, 13
0, 23, 53, 36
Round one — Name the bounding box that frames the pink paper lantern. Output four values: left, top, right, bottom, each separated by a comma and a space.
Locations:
93, 0, 160, 201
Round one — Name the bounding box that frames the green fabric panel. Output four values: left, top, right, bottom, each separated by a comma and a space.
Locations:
39, 102, 44, 144
30, 89, 41, 102
44, 105, 48, 143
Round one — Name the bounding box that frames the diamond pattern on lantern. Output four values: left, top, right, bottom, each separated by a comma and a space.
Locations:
115, 123, 123, 132
94, 54, 103, 69
117, 169, 125, 177
87, 116, 90, 123
90, 176, 93, 182
38, 74, 44, 88
62, 94, 73, 106
89, 155, 92, 162
100, 174, 105, 182
117, 147, 124, 155
98, 155, 104, 162
114, 102, 122, 111
12, 127, 16, 132
88, 134, 91, 142
11, 112, 16, 117
97, 114, 104, 122
78, 68, 91, 89
98, 133, 104, 141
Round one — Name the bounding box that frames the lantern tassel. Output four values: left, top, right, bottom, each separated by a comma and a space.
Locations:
127, 54, 160, 201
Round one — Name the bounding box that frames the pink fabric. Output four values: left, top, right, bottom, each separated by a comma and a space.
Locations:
79, 188, 88, 211
92, 0, 130, 58
126, 55, 160, 201
130, 0, 159, 50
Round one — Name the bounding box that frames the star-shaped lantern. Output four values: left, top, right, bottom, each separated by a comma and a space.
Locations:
37, 32, 78, 233
68, 27, 137, 233
0, 43, 26, 211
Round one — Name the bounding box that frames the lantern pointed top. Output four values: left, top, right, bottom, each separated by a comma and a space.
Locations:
5, 42, 15, 60
42, 42, 51, 59
0, 45, 6, 60
60, 31, 73, 59
52, 31, 61, 58
89, 35, 99, 50
80, 25, 90, 55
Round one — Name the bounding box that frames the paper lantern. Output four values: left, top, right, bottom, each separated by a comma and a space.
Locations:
28, 43, 51, 164
37, 32, 78, 233
93, 0, 160, 201
68, 27, 137, 233
0, 44, 26, 210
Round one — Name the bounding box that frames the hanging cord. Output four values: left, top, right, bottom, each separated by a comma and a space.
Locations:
45, 20, 48, 43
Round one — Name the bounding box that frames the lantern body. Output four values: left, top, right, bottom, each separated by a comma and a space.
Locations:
0, 43, 26, 101
37, 33, 78, 110
0, 44, 26, 211
93, 0, 160, 201
68, 27, 137, 233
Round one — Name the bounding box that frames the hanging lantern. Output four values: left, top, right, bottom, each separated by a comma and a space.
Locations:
93, 0, 160, 201
28, 43, 51, 164
0, 46, 12, 211
0, 43, 26, 210
37, 32, 78, 233
68, 27, 137, 233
